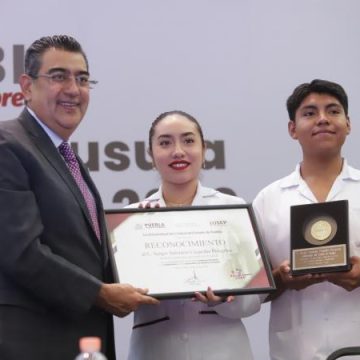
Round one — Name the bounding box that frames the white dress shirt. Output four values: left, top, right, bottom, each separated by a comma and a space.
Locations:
253, 160, 360, 360
26, 107, 63, 148
127, 183, 261, 360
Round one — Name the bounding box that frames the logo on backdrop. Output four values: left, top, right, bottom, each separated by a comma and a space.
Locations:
0, 45, 25, 108
0, 44, 235, 205
72, 140, 236, 204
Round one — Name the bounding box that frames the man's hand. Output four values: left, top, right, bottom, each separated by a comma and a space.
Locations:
324, 256, 360, 291
265, 260, 325, 301
96, 283, 159, 317
276, 260, 325, 291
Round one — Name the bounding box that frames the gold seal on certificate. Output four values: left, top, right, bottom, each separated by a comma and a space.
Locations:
290, 200, 350, 276
105, 204, 275, 299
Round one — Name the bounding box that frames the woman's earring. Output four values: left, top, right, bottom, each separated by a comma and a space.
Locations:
202, 161, 206, 169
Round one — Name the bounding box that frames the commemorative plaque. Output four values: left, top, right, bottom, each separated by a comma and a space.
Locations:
106, 204, 275, 299
290, 200, 350, 275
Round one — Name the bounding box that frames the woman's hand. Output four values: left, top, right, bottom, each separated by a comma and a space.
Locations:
193, 287, 234, 306
138, 201, 160, 209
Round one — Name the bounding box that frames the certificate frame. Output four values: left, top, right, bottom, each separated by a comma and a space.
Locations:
105, 204, 275, 299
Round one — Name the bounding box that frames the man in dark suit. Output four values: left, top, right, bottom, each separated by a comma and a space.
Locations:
0, 35, 158, 360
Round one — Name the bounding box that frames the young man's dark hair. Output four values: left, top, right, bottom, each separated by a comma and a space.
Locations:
286, 79, 348, 121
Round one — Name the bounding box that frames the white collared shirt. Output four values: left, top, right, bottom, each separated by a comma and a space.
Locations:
253, 160, 360, 360
26, 107, 64, 148
126, 183, 261, 360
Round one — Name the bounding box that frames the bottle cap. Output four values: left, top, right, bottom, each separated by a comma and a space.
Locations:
79, 337, 101, 352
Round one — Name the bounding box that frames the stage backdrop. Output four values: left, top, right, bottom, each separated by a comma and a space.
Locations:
2, 1, 360, 359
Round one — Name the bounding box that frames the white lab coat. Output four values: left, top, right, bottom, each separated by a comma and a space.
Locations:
253, 162, 360, 360
127, 183, 261, 360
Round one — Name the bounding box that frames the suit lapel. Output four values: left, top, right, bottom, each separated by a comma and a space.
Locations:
18, 110, 101, 248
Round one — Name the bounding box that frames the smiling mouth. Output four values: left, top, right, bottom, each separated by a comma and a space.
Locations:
169, 161, 190, 170
313, 130, 335, 136
58, 101, 79, 109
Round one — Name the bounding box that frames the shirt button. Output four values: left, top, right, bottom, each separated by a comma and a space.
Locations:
181, 333, 188, 341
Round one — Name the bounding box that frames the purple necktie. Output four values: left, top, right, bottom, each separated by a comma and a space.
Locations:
58, 142, 101, 240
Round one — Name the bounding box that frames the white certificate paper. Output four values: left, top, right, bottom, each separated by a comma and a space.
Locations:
106, 205, 275, 299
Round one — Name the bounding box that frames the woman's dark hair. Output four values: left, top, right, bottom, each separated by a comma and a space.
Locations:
148, 110, 205, 155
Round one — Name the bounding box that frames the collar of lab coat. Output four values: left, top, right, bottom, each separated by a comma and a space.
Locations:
145, 182, 219, 206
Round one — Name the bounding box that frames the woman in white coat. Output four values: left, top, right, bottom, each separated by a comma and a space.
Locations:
127, 110, 261, 360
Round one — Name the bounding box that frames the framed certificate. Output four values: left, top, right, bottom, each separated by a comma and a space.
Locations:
105, 204, 275, 299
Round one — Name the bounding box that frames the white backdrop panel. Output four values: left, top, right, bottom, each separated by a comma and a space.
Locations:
1, 1, 360, 359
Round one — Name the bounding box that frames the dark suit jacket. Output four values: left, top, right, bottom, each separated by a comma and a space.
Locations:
0, 109, 116, 360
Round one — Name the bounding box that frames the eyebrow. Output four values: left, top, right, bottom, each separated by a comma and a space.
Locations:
326, 103, 342, 109
300, 103, 342, 112
157, 134, 171, 140
47, 67, 89, 76
157, 132, 196, 140
181, 132, 196, 137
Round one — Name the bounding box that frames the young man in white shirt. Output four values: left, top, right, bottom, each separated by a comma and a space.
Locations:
253, 79, 360, 360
